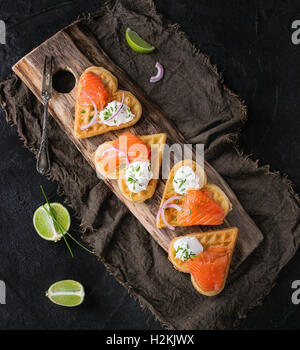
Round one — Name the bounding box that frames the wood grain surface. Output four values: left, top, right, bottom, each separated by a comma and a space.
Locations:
12, 22, 263, 270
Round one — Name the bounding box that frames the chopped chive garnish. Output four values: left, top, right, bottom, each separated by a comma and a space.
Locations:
195, 205, 202, 214
179, 179, 186, 188
175, 246, 198, 261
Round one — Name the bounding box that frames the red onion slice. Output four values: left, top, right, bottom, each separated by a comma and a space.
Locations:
100, 146, 129, 165
156, 195, 182, 230
156, 206, 162, 223
150, 62, 164, 83
160, 206, 175, 230
80, 90, 98, 131
162, 196, 182, 209
166, 203, 182, 211
105, 92, 125, 122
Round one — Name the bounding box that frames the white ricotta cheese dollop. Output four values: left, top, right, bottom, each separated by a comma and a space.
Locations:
99, 101, 134, 126
173, 166, 200, 195
173, 237, 203, 261
125, 161, 153, 193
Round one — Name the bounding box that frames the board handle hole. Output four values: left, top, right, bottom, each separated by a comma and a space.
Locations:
52, 69, 76, 94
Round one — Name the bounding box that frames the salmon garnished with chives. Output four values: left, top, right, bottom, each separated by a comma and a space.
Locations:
177, 189, 226, 226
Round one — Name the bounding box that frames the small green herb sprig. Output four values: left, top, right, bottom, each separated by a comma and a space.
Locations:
194, 205, 202, 214
174, 244, 197, 261
102, 104, 118, 120
40, 186, 94, 258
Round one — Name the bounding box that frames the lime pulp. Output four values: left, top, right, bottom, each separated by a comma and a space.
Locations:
33, 202, 71, 242
46, 280, 85, 307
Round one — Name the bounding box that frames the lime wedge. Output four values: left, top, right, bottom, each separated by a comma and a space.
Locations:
46, 280, 85, 307
125, 28, 155, 53
33, 202, 71, 242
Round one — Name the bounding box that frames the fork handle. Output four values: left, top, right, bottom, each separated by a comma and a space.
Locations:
36, 100, 51, 175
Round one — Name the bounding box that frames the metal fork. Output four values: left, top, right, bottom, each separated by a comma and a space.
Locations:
36, 56, 53, 175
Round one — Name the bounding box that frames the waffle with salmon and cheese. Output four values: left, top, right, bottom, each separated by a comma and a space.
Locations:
169, 227, 238, 296
74, 66, 142, 139
94, 132, 167, 202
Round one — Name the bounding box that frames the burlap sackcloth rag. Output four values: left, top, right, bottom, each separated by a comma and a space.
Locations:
1, 0, 300, 329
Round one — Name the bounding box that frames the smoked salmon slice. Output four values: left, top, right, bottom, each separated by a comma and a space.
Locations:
188, 246, 229, 292
77, 72, 109, 109
100, 131, 151, 173
177, 189, 226, 226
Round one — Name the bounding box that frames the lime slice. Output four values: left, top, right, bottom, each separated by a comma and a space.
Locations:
46, 280, 85, 307
33, 202, 71, 242
125, 28, 155, 53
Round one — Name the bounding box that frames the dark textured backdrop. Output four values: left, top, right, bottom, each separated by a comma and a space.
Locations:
1, 0, 300, 330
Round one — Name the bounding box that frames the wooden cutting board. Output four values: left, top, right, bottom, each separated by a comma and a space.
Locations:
13, 22, 263, 270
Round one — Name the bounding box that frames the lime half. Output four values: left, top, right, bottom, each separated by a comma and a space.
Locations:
46, 280, 85, 307
125, 28, 155, 53
33, 202, 71, 242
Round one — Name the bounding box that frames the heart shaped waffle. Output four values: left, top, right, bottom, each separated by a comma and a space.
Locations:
74, 66, 142, 139
157, 160, 233, 228
168, 227, 238, 296
118, 133, 167, 202
156, 159, 207, 228
94, 133, 167, 202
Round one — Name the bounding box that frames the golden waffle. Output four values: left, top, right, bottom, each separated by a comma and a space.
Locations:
94, 133, 167, 202
74, 66, 142, 139
94, 139, 120, 180
118, 133, 167, 202
156, 159, 207, 228
169, 227, 238, 296
202, 184, 232, 214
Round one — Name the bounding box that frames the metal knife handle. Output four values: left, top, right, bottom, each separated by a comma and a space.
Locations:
36, 100, 51, 175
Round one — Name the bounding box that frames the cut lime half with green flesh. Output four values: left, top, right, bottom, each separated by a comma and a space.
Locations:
46, 280, 85, 307
33, 202, 71, 242
125, 28, 155, 53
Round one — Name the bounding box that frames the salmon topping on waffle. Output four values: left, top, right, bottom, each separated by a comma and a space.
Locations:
77, 72, 109, 110
99, 131, 151, 174
177, 189, 226, 226
188, 246, 230, 292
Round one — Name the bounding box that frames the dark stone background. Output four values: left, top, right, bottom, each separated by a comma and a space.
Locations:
0, 0, 300, 330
